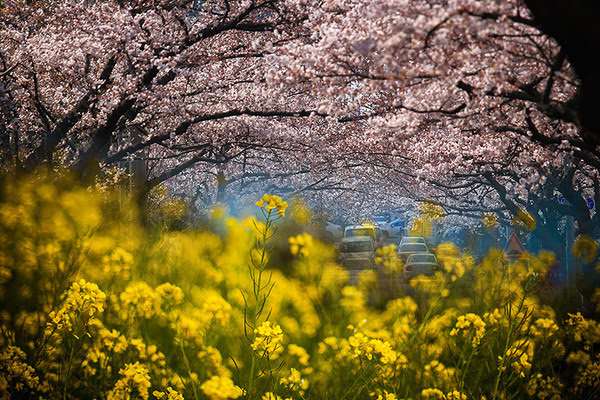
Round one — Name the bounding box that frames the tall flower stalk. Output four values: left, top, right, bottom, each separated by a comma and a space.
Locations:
246, 195, 287, 399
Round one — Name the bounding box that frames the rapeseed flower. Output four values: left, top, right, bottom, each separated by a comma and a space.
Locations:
376, 390, 398, 400
450, 313, 486, 347
289, 233, 313, 256
156, 283, 184, 306
255, 194, 288, 217
421, 388, 445, 399
153, 387, 184, 400
280, 368, 308, 395
251, 321, 283, 356
108, 362, 151, 400
47, 279, 106, 333
200, 376, 244, 400
0, 346, 39, 397
446, 391, 467, 400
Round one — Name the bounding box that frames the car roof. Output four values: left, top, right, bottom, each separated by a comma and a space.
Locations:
399, 243, 428, 251
407, 252, 436, 258
341, 236, 374, 243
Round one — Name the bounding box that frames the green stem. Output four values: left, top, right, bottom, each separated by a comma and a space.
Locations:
492, 293, 527, 399
247, 211, 273, 399
459, 345, 476, 393
62, 338, 76, 400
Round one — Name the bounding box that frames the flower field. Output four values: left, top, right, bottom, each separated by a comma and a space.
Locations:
1, 175, 599, 400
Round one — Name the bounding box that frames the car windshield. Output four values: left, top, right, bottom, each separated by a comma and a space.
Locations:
346, 228, 374, 237
341, 241, 373, 252
408, 254, 436, 263
403, 237, 424, 243
400, 243, 427, 252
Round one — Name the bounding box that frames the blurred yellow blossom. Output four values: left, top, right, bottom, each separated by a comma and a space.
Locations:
289, 233, 313, 257
446, 391, 467, 400
280, 368, 308, 395
152, 387, 184, 400
156, 283, 184, 306
450, 313, 486, 347
0, 346, 39, 398
376, 390, 398, 400
200, 376, 244, 400
572, 236, 598, 264
421, 388, 445, 400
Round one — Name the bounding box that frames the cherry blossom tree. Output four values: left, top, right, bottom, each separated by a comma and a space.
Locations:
2, 0, 599, 243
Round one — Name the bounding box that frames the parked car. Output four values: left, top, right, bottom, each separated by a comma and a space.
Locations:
344, 225, 377, 244
325, 221, 343, 241
404, 252, 439, 281
374, 227, 384, 246
338, 237, 376, 269
397, 242, 429, 262
384, 217, 407, 238
372, 215, 388, 225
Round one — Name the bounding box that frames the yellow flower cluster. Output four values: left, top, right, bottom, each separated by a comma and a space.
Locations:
107, 362, 151, 400
47, 279, 106, 333
571, 235, 598, 264
421, 388, 445, 400
446, 391, 467, 400
531, 318, 559, 338
288, 344, 312, 374
483, 308, 502, 325
375, 390, 398, 400
279, 367, 308, 395
198, 347, 231, 378
348, 332, 398, 364
201, 294, 232, 327
289, 232, 313, 257
566, 312, 600, 348
251, 321, 283, 357
200, 376, 244, 400
422, 361, 457, 390
153, 387, 184, 400
527, 374, 564, 400
119, 282, 162, 319
375, 244, 401, 275
255, 194, 288, 217
575, 362, 600, 391
156, 283, 184, 306
501, 349, 532, 378
0, 346, 39, 398
102, 247, 134, 280
450, 313, 486, 347
262, 393, 292, 400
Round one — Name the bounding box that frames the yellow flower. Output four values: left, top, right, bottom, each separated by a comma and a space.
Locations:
421, 388, 445, 400
108, 362, 151, 400
200, 376, 244, 400
446, 391, 467, 400
450, 313, 486, 347
280, 368, 308, 395
256, 194, 288, 217
153, 387, 184, 400
376, 390, 397, 400
0, 346, 39, 395
156, 283, 184, 306
572, 235, 598, 264
262, 393, 292, 400
251, 321, 283, 357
